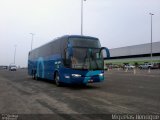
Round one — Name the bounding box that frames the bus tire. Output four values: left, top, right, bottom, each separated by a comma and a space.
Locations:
33, 70, 38, 80
55, 72, 61, 87
31, 70, 34, 79
34, 74, 37, 80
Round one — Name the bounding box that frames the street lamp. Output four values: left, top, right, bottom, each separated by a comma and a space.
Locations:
14, 45, 17, 64
30, 33, 35, 51
81, 0, 86, 36
149, 13, 154, 64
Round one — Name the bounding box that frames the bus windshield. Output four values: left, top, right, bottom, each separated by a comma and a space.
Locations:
71, 47, 104, 70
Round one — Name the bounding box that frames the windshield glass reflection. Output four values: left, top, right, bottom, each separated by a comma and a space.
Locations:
71, 47, 103, 70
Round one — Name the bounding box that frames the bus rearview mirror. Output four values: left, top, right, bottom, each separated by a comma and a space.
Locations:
100, 47, 110, 59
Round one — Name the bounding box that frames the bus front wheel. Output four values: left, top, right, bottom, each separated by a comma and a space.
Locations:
55, 72, 61, 87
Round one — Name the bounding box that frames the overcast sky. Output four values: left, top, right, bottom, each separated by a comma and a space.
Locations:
0, 0, 160, 67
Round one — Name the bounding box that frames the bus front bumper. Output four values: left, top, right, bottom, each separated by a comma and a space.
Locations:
65, 75, 104, 85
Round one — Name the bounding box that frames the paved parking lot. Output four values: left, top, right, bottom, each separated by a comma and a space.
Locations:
0, 69, 160, 119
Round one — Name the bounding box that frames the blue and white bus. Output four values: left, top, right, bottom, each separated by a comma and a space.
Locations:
28, 35, 110, 86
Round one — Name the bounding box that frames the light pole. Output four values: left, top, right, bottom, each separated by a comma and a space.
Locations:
14, 45, 17, 64
30, 33, 35, 51
81, 0, 86, 36
149, 13, 154, 64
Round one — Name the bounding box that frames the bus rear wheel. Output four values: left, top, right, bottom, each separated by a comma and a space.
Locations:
55, 72, 61, 87
32, 70, 38, 80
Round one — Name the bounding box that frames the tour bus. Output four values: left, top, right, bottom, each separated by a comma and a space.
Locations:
28, 35, 110, 86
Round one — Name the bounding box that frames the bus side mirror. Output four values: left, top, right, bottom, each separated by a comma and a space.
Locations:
100, 47, 110, 59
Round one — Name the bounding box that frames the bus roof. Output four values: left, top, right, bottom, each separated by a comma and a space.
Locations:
67, 35, 99, 40
29, 35, 99, 52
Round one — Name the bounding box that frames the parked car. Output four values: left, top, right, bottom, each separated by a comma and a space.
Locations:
150, 63, 160, 69
139, 63, 153, 69
9, 65, 17, 71
124, 64, 135, 69
2, 66, 8, 69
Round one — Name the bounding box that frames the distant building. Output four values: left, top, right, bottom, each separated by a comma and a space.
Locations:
106, 41, 160, 65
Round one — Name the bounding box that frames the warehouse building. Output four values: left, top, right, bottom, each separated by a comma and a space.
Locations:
106, 41, 160, 65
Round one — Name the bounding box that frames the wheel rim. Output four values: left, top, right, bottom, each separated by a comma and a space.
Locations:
55, 73, 60, 86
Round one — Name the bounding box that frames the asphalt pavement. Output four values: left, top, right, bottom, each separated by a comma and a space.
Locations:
0, 68, 160, 120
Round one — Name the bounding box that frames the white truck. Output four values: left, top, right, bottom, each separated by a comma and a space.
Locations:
139, 63, 153, 69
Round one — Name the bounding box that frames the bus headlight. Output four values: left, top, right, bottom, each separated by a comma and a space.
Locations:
72, 74, 82, 77
64, 75, 70, 79
99, 73, 104, 76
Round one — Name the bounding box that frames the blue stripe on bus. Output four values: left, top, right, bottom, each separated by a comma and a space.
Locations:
83, 71, 103, 84
36, 57, 45, 78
